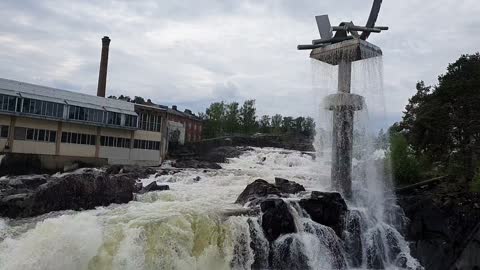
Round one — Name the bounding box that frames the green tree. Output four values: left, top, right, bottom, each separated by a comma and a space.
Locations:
302, 117, 316, 138
224, 102, 240, 134
294, 117, 305, 135
281, 116, 294, 133
259, 115, 271, 133
204, 102, 226, 138
271, 114, 283, 134
397, 53, 480, 180
390, 133, 420, 185
240, 100, 257, 134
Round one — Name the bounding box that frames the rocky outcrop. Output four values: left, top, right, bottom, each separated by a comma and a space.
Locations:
139, 181, 170, 194
397, 178, 480, 270
235, 179, 281, 205
275, 177, 306, 194
0, 171, 137, 218
299, 191, 348, 236
173, 159, 222, 169
235, 178, 307, 206
261, 199, 297, 242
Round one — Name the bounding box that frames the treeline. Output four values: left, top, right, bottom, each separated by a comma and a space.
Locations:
199, 100, 315, 139
386, 53, 480, 190
108, 95, 156, 105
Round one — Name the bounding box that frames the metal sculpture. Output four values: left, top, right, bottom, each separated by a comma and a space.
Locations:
298, 0, 388, 198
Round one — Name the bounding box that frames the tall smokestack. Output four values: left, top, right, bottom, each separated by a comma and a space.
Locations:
97, 36, 110, 97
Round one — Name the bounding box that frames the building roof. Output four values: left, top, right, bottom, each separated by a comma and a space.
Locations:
0, 78, 136, 116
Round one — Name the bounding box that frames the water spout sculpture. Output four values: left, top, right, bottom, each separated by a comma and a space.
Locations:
298, 0, 387, 198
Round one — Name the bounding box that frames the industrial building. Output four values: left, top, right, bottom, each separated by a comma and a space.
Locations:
0, 36, 202, 170
0, 78, 202, 169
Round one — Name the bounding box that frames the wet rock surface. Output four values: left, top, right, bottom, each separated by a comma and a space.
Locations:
173, 159, 222, 169
260, 199, 297, 242
139, 181, 170, 194
235, 179, 281, 205
397, 177, 480, 270
275, 177, 306, 194
299, 191, 348, 236
0, 165, 158, 219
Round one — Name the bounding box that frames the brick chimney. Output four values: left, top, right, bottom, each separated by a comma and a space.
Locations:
97, 36, 110, 97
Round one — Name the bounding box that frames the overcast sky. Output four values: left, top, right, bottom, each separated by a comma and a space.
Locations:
1, 0, 479, 128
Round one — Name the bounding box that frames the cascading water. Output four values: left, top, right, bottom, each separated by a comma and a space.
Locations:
0, 55, 421, 269
312, 55, 421, 269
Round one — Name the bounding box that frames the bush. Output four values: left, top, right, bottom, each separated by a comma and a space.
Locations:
389, 133, 420, 186
470, 169, 480, 193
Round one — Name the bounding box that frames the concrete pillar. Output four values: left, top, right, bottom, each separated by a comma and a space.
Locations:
55, 122, 63, 155
6, 116, 16, 152
95, 127, 101, 158
331, 61, 354, 198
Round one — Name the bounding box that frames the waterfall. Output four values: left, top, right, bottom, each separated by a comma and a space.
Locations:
311, 56, 422, 269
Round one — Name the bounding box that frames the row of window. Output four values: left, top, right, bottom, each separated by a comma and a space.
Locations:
61, 132, 96, 145
22, 98, 64, 118
0, 125, 9, 138
139, 112, 161, 132
14, 127, 57, 143
133, 139, 160, 150
100, 136, 131, 148
0, 94, 138, 128
0, 94, 17, 112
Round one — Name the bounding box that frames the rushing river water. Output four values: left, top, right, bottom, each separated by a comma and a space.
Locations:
0, 147, 420, 270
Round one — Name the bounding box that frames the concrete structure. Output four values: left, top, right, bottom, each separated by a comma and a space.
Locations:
0, 78, 179, 169
298, 11, 386, 198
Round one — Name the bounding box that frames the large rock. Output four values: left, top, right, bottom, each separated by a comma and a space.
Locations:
275, 177, 306, 194
173, 159, 222, 170
235, 179, 281, 205
139, 181, 170, 194
397, 178, 480, 270
0, 172, 137, 218
260, 199, 297, 242
200, 146, 243, 163
299, 191, 348, 236
105, 165, 156, 179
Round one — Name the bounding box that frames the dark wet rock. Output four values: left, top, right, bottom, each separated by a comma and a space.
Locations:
6, 175, 48, 189
139, 181, 170, 194
235, 179, 281, 205
271, 234, 311, 270
274, 177, 305, 194
105, 165, 156, 179
366, 228, 386, 269
344, 210, 364, 267
193, 176, 201, 182
397, 178, 480, 270
173, 159, 222, 170
260, 199, 296, 242
247, 218, 270, 269
0, 172, 137, 218
200, 146, 243, 163
298, 191, 348, 237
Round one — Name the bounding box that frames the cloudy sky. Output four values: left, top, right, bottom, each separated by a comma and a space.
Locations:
1, 0, 479, 128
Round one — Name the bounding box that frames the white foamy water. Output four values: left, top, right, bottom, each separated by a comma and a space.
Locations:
0, 148, 323, 270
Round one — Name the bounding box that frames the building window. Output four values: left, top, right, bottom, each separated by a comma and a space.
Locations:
14, 127, 56, 143
139, 112, 161, 132
125, 114, 138, 128
0, 94, 18, 112
100, 136, 131, 148
105, 111, 121, 126
22, 98, 64, 118
68, 106, 104, 123
61, 132, 95, 145
0, 125, 9, 138
133, 139, 160, 150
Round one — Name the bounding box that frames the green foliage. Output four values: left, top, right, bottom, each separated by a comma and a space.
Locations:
394, 53, 480, 180
390, 133, 420, 185
200, 100, 316, 139
470, 171, 480, 192
240, 100, 257, 134
271, 114, 282, 134
259, 115, 271, 133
